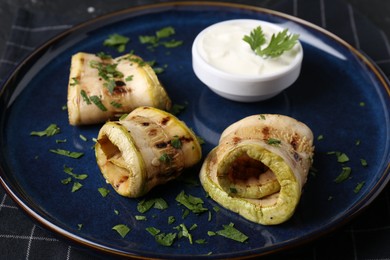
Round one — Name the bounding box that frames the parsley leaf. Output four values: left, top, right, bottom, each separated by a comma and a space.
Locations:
215, 223, 248, 243
104, 34, 130, 52
243, 26, 266, 51
50, 149, 84, 159
112, 224, 131, 238
175, 190, 208, 214
334, 166, 352, 183
243, 26, 299, 58
30, 124, 60, 137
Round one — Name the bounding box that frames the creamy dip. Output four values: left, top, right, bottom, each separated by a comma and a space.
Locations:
196, 20, 302, 77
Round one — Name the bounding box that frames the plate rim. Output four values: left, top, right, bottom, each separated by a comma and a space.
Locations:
0, 1, 390, 259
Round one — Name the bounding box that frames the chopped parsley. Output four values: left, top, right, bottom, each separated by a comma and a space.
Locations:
112, 224, 131, 238
175, 190, 208, 214
30, 124, 60, 137
139, 26, 183, 49
169, 102, 187, 115
79, 134, 88, 142
69, 77, 79, 86
103, 34, 130, 52
267, 138, 281, 146
159, 153, 172, 164
50, 149, 84, 159
71, 182, 83, 192
334, 166, 352, 183
354, 181, 365, 193
110, 101, 122, 108
327, 151, 349, 163
215, 223, 248, 243
137, 198, 168, 213
80, 90, 91, 104
98, 187, 110, 197
89, 60, 124, 94
63, 165, 88, 180
89, 95, 107, 111
360, 158, 368, 167
171, 136, 182, 149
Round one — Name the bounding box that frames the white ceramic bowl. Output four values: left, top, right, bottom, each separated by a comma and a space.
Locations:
192, 19, 303, 102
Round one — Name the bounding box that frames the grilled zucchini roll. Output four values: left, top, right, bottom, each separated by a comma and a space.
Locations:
200, 114, 314, 225
67, 52, 171, 125
95, 106, 202, 198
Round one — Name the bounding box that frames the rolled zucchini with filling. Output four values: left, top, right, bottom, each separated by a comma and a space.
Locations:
200, 114, 314, 225
95, 106, 202, 198
67, 52, 171, 125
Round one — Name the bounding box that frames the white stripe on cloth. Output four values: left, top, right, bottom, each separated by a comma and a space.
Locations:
11, 24, 72, 32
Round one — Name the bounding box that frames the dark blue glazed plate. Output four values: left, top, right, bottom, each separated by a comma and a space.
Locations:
0, 2, 389, 259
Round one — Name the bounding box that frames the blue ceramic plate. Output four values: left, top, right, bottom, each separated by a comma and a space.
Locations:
1, 2, 389, 259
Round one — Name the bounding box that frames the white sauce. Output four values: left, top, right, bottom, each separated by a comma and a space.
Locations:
196, 20, 301, 76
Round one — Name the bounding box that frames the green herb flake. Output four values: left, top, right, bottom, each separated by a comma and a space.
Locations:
104, 34, 130, 52
195, 239, 207, 244
61, 177, 72, 185
259, 114, 266, 120
267, 138, 281, 146
80, 89, 91, 104
360, 158, 368, 167
359, 101, 366, 107
50, 149, 84, 159
317, 134, 324, 141
354, 181, 365, 193
71, 182, 83, 192
337, 153, 349, 163
155, 232, 177, 247
334, 167, 352, 183
63, 165, 88, 180
159, 153, 172, 164
169, 102, 187, 115
168, 216, 176, 225
137, 198, 168, 213
182, 209, 190, 219
69, 77, 79, 86
30, 124, 60, 137
161, 39, 183, 48
112, 224, 131, 238
171, 136, 182, 149
177, 223, 193, 244
125, 75, 133, 81
156, 26, 176, 38
77, 224, 83, 230
355, 139, 361, 146
146, 227, 160, 236
153, 67, 165, 74
244, 26, 299, 58
79, 134, 88, 142
114, 209, 119, 215
89, 95, 107, 111
56, 139, 67, 143
135, 215, 147, 221
110, 101, 122, 108
175, 190, 208, 214
95, 52, 112, 59
98, 187, 110, 197
207, 231, 216, 236
216, 223, 248, 243
62, 105, 67, 111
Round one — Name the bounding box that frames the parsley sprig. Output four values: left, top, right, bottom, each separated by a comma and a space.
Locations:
243, 26, 299, 58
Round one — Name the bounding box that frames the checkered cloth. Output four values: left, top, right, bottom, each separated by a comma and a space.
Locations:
1, 0, 390, 259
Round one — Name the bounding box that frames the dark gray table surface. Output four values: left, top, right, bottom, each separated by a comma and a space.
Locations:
1, 0, 390, 259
